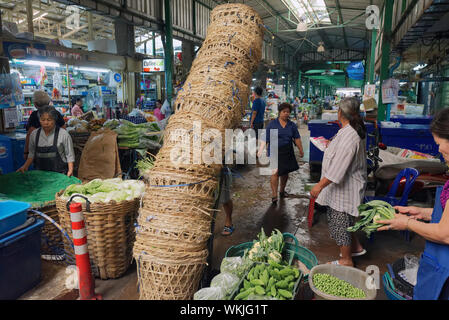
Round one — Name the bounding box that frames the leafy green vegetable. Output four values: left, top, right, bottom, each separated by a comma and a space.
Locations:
347, 200, 396, 237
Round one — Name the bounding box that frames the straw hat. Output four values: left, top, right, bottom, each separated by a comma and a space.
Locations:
33, 90, 51, 107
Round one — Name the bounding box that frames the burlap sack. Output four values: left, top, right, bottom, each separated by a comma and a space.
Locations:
78, 128, 121, 181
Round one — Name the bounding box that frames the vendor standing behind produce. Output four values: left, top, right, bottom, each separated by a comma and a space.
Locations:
258, 103, 304, 204
71, 98, 84, 117
250, 87, 266, 141
18, 106, 75, 177
310, 97, 367, 267
377, 108, 449, 300
153, 99, 165, 121
24, 90, 66, 160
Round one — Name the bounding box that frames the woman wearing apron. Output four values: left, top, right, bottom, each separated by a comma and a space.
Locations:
17, 106, 75, 177
377, 108, 449, 299
258, 103, 304, 204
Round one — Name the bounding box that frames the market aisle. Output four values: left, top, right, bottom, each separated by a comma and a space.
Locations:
211, 125, 426, 300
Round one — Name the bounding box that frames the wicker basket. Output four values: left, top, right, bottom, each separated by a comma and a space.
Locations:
55, 191, 140, 279
134, 2, 263, 300
30, 203, 64, 257
134, 248, 209, 300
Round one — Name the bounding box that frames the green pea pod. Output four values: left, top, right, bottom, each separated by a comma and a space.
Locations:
276, 280, 288, 289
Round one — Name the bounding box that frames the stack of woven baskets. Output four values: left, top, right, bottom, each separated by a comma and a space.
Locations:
133, 3, 264, 300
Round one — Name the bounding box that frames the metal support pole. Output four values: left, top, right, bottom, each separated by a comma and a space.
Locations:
152, 32, 156, 56
378, 0, 395, 121
368, 29, 377, 84
297, 70, 302, 98
192, 0, 196, 36
26, 0, 33, 34
164, 0, 174, 104
88, 12, 94, 41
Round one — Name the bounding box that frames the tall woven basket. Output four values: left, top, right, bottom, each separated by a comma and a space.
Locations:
55, 190, 140, 279
134, 2, 264, 300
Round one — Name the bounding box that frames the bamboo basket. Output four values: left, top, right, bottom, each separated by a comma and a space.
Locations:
30, 203, 64, 257
134, 2, 263, 300
55, 191, 140, 279
134, 248, 209, 300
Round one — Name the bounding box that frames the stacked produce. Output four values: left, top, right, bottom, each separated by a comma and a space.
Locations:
347, 200, 396, 237
133, 3, 264, 300
104, 119, 162, 150
59, 178, 145, 203
312, 273, 366, 299
56, 178, 145, 279
234, 261, 301, 300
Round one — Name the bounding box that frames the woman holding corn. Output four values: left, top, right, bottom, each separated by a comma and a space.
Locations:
377, 108, 449, 300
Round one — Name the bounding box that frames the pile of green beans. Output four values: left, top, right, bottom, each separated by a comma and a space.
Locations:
312, 273, 366, 299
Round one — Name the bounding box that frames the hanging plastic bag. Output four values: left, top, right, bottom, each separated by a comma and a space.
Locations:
193, 287, 226, 300
210, 272, 240, 296
220, 257, 253, 278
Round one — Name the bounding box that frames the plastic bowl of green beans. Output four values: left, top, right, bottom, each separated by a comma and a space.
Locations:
309, 264, 377, 300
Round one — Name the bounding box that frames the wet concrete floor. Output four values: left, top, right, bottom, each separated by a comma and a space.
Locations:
20, 127, 426, 300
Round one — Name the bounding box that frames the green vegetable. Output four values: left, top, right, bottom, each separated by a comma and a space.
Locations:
234, 288, 255, 300
278, 289, 293, 299
243, 279, 250, 290
267, 277, 276, 291
254, 286, 265, 295
250, 279, 264, 286
347, 200, 396, 237
275, 280, 288, 289
270, 286, 277, 297
312, 273, 366, 299
270, 269, 281, 280
288, 282, 295, 291
260, 269, 269, 286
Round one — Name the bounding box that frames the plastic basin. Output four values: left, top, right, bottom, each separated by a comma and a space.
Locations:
309, 264, 377, 300
0, 201, 30, 236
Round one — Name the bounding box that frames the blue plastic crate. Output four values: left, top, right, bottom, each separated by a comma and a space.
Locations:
0, 135, 14, 174
0, 201, 30, 236
0, 218, 44, 300
390, 115, 433, 125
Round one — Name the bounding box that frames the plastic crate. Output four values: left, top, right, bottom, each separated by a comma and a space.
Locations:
0, 218, 44, 300
390, 258, 415, 298
0, 135, 14, 174
0, 201, 30, 236
308, 264, 377, 300
383, 272, 408, 300
224, 233, 318, 282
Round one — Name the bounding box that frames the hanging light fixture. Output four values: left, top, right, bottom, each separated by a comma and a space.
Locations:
317, 42, 325, 53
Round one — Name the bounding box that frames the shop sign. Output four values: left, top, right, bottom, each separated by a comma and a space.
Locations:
143, 59, 165, 72
382, 78, 399, 104
3, 41, 82, 61
363, 84, 376, 101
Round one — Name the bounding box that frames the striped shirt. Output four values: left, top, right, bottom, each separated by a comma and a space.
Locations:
316, 124, 367, 217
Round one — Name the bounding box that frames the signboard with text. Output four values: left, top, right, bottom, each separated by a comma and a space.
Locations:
3, 41, 82, 61
143, 59, 165, 72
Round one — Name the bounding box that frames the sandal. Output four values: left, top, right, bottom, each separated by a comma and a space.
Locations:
280, 191, 291, 198
272, 197, 278, 204
327, 260, 354, 267
221, 225, 235, 236
339, 249, 367, 258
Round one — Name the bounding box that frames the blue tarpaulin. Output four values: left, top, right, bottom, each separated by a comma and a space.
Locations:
346, 61, 365, 81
